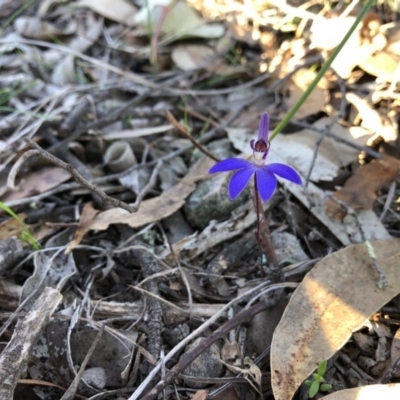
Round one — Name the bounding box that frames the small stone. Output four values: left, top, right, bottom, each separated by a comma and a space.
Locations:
184, 139, 248, 229
82, 367, 107, 388
353, 332, 375, 356
181, 338, 223, 388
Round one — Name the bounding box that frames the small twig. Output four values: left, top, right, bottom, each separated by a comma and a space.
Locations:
131, 160, 163, 210
14, 140, 136, 213
165, 111, 220, 162
177, 107, 220, 128
18, 379, 87, 400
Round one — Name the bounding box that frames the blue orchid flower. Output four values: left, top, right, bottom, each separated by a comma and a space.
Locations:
209, 113, 302, 201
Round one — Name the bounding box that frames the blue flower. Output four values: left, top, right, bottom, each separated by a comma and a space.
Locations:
209, 113, 302, 201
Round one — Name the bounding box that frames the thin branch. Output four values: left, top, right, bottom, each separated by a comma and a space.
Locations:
165, 111, 220, 162
15, 141, 136, 213
131, 160, 163, 211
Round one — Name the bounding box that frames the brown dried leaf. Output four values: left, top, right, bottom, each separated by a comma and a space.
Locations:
90, 156, 212, 231
3, 167, 71, 202
320, 384, 400, 399
326, 156, 399, 220
191, 390, 208, 400
271, 238, 400, 400
286, 69, 326, 119
65, 203, 99, 254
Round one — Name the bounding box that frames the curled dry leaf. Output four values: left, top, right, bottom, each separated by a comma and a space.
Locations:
271, 238, 400, 400
89, 156, 213, 231
326, 155, 400, 220
103, 141, 137, 172
320, 383, 400, 399
65, 203, 99, 254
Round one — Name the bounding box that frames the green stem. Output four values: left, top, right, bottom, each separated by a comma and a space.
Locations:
270, 0, 374, 141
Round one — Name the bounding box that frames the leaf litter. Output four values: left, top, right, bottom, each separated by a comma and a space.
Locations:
1, 1, 400, 400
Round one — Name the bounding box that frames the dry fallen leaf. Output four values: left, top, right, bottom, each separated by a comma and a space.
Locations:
191, 390, 208, 400
172, 44, 216, 71
271, 238, 400, 400
134, 0, 224, 39
326, 155, 399, 220
321, 383, 400, 399
90, 156, 212, 231
346, 92, 398, 143
78, 0, 137, 26
359, 51, 400, 82
65, 203, 99, 254
3, 166, 71, 202
286, 69, 327, 119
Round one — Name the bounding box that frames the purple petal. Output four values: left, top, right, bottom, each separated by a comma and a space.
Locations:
265, 163, 302, 184
255, 168, 277, 202
228, 167, 255, 200
209, 158, 252, 174
258, 113, 270, 142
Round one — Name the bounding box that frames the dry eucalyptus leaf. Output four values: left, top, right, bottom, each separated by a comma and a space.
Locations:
192, 390, 209, 400
90, 156, 212, 231
326, 155, 400, 220
286, 69, 326, 119
271, 238, 400, 400
65, 203, 99, 254
359, 51, 400, 82
346, 92, 398, 142
4, 166, 71, 202
103, 125, 173, 140
134, 0, 224, 39
78, 0, 137, 26
320, 384, 400, 399
14, 16, 77, 40
172, 44, 216, 71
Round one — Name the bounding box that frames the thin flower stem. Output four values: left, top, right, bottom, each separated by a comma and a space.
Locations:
252, 176, 281, 281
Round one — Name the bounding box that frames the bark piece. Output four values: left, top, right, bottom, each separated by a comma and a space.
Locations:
0, 287, 62, 399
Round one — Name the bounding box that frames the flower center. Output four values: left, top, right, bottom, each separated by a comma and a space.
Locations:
251, 139, 270, 165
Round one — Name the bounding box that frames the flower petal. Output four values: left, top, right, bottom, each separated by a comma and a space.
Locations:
255, 168, 277, 202
209, 158, 252, 174
258, 113, 270, 142
228, 167, 255, 200
265, 163, 302, 184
